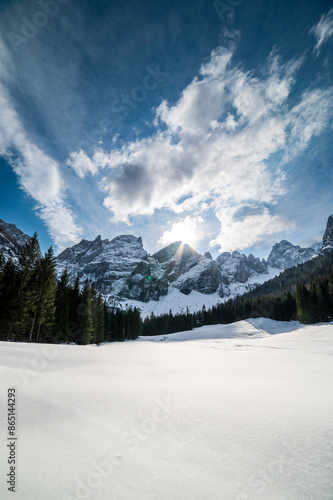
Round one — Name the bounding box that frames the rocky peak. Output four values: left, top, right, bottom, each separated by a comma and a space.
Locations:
216, 250, 268, 284
322, 214, 333, 252
267, 240, 316, 270
0, 219, 31, 261
152, 242, 200, 283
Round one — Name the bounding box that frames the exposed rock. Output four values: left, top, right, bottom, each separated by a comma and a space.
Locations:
172, 255, 222, 295
57, 235, 168, 303
152, 242, 200, 283
0, 219, 31, 261
267, 240, 316, 270
321, 214, 333, 252
216, 251, 268, 284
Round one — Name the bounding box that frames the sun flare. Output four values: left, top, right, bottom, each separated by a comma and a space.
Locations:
158, 216, 202, 248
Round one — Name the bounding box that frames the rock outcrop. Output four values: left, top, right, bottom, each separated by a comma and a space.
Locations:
267, 240, 316, 270
321, 214, 333, 252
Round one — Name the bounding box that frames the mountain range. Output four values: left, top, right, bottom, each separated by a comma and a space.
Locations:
1, 215, 332, 313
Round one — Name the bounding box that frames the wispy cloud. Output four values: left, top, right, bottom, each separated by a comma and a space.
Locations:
67, 44, 333, 252
0, 35, 81, 251
310, 8, 333, 54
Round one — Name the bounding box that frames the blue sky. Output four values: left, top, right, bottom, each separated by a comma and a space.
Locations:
0, 0, 332, 258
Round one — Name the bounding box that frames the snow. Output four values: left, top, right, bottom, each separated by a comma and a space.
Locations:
123, 267, 281, 319
224, 266, 281, 298
0, 319, 333, 500
125, 289, 225, 318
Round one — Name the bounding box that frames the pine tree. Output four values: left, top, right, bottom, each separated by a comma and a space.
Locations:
126, 307, 142, 340
296, 281, 315, 324
104, 303, 111, 342
67, 275, 82, 343
316, 279, 330, 322
79, 279, 94, 345
18, 232, 41, 293
54, 269, 70, 342
95, 293, 105, 344
34, 247, 57, 343
0, 259, 20, 340
16, 233, 42, 341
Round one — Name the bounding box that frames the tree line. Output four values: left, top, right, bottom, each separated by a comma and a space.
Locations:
0, 234, 142, 344
141, 272, 333, 336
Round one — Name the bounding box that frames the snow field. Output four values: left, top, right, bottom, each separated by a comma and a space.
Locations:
0, 318, 332, 499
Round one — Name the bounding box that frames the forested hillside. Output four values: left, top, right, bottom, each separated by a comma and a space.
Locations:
0, 234, 142, 344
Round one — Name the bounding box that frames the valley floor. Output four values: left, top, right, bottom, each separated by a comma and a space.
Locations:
0, 319, 333, 499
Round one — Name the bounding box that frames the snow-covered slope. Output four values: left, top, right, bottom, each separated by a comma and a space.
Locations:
124, 267, 281, 319
0, 319, 332, 499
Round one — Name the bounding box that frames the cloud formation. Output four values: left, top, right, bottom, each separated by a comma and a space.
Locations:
0, 35, 81, 251
310, 8, 333, 54
68, 43, 333, 252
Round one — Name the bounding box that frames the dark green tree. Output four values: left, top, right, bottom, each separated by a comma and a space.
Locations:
79, 279, 94, 345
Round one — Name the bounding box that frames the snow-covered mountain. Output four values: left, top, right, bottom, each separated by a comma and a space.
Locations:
1, 214, 332, 312
0, 219, 31, 262
267, 240, 317, 270
57, 234, 168, 302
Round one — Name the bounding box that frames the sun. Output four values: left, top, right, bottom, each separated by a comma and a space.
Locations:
159, 217, 202, 248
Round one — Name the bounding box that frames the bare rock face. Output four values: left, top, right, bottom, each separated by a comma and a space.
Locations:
216, 251, 268, 284
0, 219, 31, 261
322, 214, 333, 252
57, 234, 168, 302
171, 255, 222, 296
152, 242, 200, 282
152, 243, 221, 295
267, 240, 316, 270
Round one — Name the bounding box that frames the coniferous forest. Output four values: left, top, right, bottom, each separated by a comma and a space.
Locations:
0, 234, 142, 343
0, 234, 332, 343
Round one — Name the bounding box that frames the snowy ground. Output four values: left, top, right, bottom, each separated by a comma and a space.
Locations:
0, 318, 333, 500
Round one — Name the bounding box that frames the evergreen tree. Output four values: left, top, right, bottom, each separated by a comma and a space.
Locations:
95, 293, 105, 344
104, 303, 111, 342
79, 279, 94, 345
127, 307, 142, 340
18, 232, 41, 293
15, 233, 42, 341
316, 279, 330, 322
54, 269, 70, 342
296, 281, 315, 324
34, 247, 57, 343
67, 275, 82, 343
0, 259, 20, 340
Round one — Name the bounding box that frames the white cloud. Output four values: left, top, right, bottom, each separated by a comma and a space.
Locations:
0, 36, 81, 251
310, 8, 333, 54
66, 150, 98, 178
67, 45, 333, 252
284, 88, 333, 161
210, 207, 293, 252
